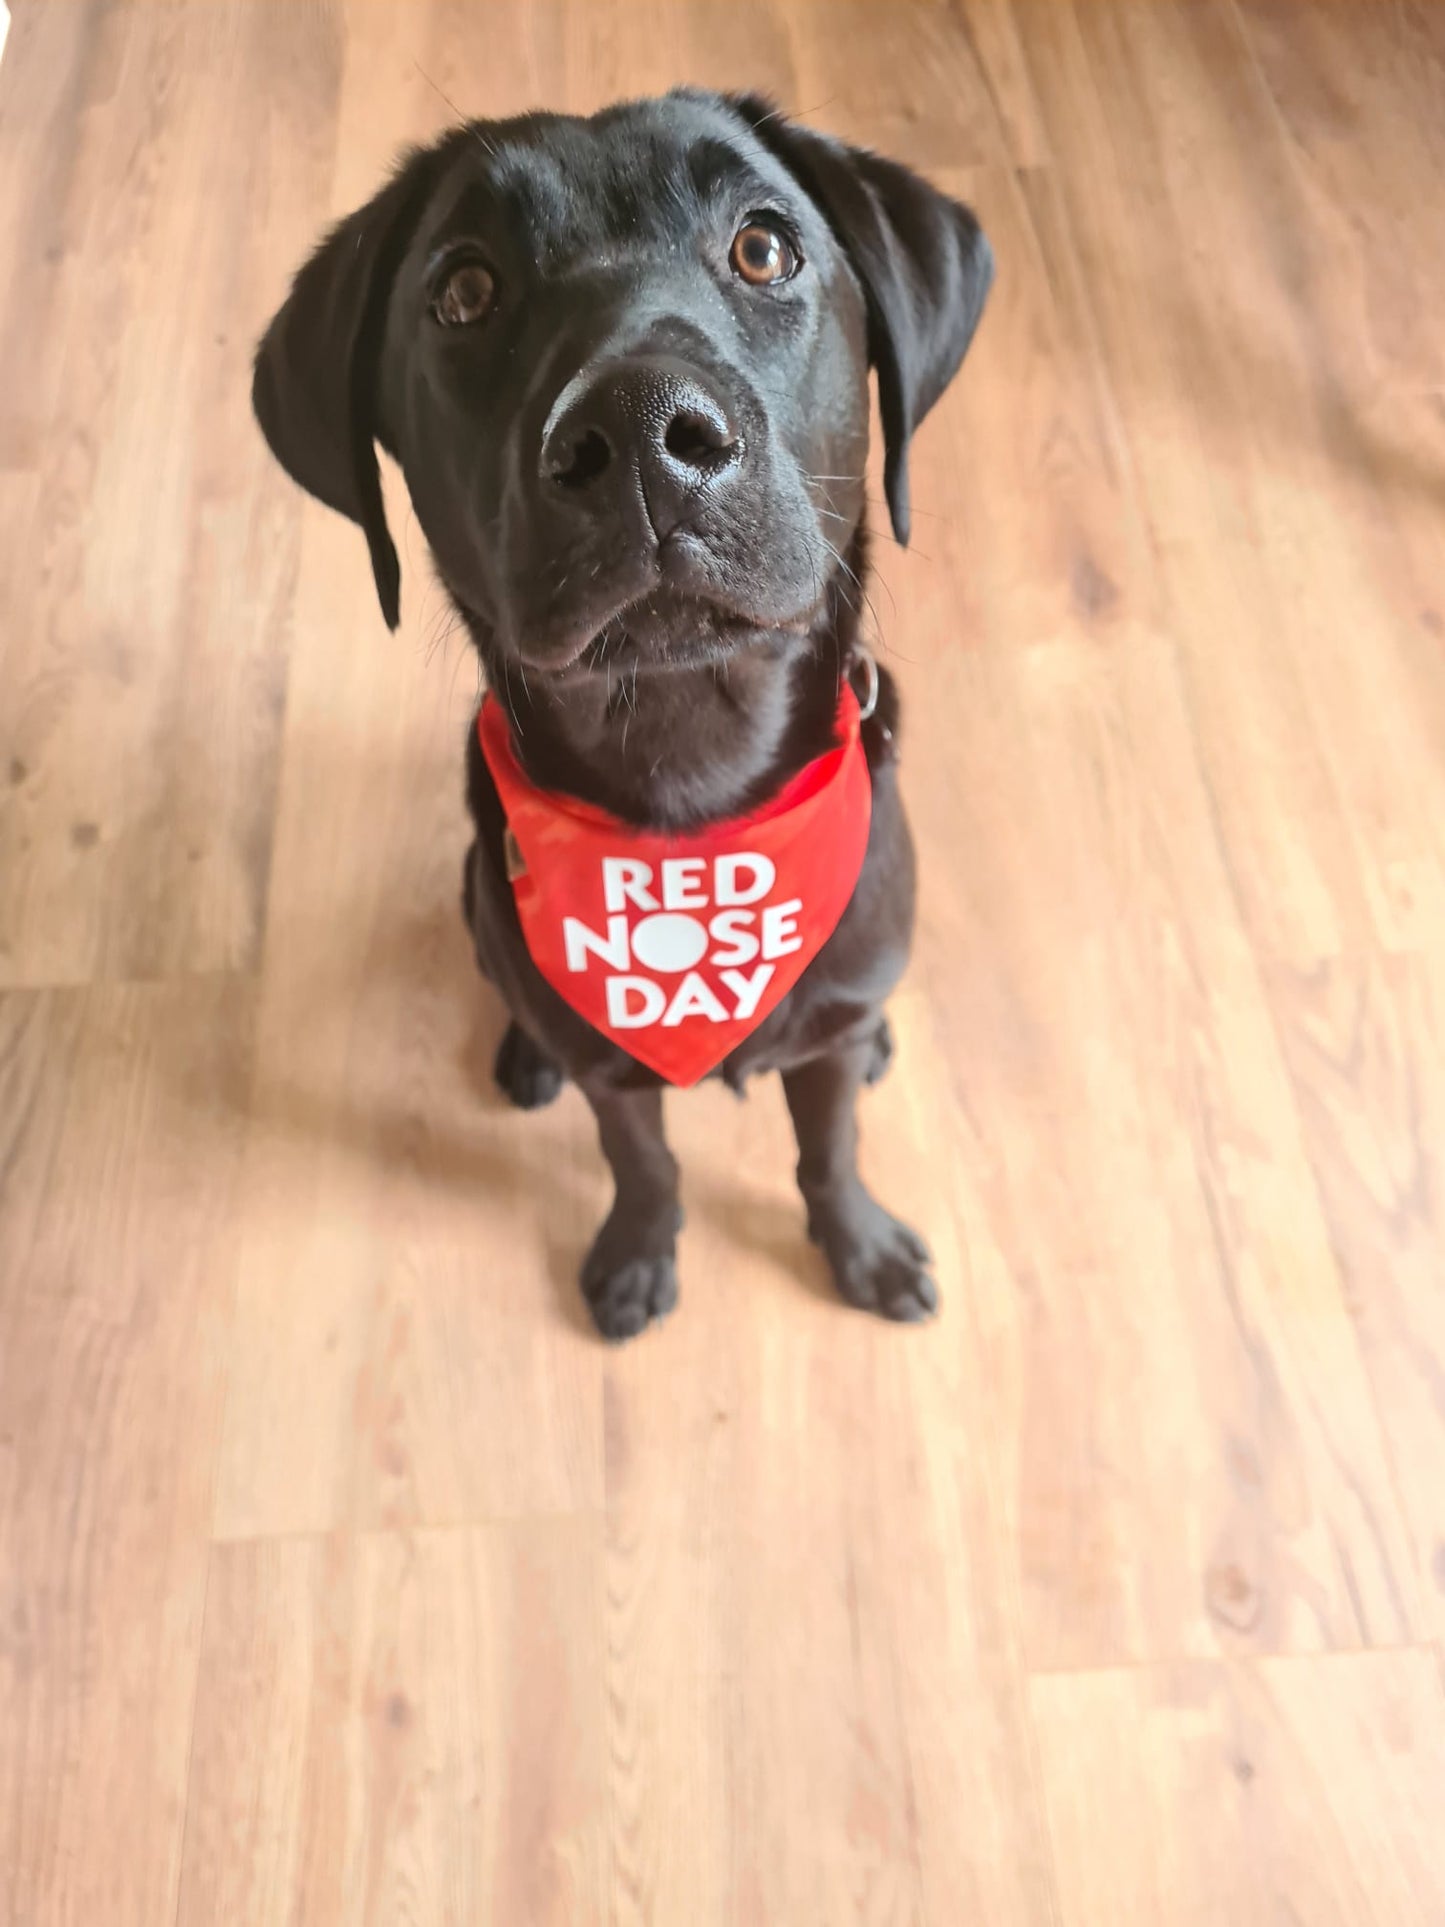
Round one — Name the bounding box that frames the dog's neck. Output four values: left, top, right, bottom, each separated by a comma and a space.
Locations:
464, 538, 866, 831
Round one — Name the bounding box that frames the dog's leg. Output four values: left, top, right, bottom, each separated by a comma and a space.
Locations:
861, 1013, 895, 1087
783, 1037, 937, 1321
494, 1020, 566, 1110
579, 1084, 681, 1341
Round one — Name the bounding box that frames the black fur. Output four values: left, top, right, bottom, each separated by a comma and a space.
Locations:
254, 90, 992, 1338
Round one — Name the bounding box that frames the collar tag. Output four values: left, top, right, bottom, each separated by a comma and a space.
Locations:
851, 646, 879, 721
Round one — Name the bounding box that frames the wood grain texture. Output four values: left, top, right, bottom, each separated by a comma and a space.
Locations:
175, 1522, 607, 1925
0, 978, 255, 1927
0, 1, 338, 987
1032, 1653, 1445, 1927
2, 0, 1444, 1920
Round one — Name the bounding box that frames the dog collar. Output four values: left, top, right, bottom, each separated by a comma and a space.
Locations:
477, 680, 873, 1085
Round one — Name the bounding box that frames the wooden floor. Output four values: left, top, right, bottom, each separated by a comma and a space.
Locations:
3, 1, 1445, 1920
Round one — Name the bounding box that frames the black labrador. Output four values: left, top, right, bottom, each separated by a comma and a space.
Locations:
253, 90, 992, 1339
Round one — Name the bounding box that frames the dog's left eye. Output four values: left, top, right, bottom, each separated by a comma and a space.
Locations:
730, 220, 800, 287
431, 259, 497, 326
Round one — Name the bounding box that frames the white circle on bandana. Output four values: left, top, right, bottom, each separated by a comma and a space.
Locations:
631, 912, 709, 973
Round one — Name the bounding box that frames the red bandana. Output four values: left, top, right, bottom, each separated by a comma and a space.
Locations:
477, 687, 872, 1085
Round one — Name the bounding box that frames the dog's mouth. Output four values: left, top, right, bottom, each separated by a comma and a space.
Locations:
582, 589, 811, 671
532, 581, 819, 678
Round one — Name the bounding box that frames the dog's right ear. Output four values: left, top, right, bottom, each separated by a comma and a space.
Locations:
252, 151, 436, 630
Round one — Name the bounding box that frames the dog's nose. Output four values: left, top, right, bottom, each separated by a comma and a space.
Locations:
540, 359, 742, 538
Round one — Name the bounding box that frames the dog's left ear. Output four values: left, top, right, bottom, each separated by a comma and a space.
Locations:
730, 97, 993, 546
252, 150, 437, 629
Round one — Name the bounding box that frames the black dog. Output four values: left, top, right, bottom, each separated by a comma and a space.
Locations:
253, 90, 991, 1339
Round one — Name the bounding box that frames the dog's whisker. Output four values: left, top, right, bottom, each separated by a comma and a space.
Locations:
446, 618, 474, 707
858, 487, 945, 528
502, 655, 524, 735
817, 527, 894, 637
412, 62, 498, 155
747, 92, 841, 130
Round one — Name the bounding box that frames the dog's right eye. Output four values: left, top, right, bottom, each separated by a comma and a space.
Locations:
430, 259, 497, 327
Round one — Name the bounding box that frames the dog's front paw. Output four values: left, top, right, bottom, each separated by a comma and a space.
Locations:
807, 1188, 937, 1322
494, 1021, 566, 1110
581, 1204, 682, 1342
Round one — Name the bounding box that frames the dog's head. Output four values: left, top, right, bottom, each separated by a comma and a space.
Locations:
253, 90, 992, 671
